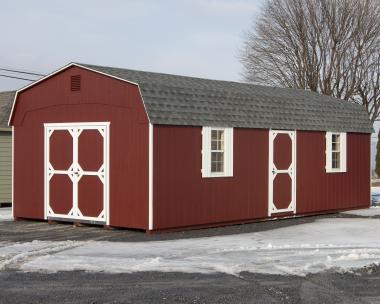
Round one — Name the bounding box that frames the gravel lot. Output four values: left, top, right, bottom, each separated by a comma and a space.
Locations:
1, 268, 380, 304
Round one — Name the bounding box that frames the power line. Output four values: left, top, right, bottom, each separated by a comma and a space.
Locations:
0, 66, 46, 76
0, 68, 45, 77
0, 74, 36, 81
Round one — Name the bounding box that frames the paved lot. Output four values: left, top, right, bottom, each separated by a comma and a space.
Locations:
1, 268, 380, 304
2, 209, 380, 303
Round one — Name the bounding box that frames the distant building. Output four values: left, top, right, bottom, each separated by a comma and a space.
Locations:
0, 91, 14, 206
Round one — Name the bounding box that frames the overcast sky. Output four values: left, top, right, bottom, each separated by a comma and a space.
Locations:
0, 0, 263, 91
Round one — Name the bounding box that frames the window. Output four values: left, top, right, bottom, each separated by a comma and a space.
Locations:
202, 127, 233, 177
331, 134, 340, 169
211, 130, 224, 173
326, 132, 347, 173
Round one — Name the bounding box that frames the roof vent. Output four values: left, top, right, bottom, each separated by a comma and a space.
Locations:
71, 75, 81, 91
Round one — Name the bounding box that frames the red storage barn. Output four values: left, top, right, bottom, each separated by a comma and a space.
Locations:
8, 63, 372, 231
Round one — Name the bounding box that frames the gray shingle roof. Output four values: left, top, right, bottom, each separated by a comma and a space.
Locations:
0, 91, 15, 129
81, 64, 372, 133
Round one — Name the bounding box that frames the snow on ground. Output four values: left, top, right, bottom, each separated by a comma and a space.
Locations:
342, 207, 380, 217
373, 187, 380, 204
1, 218, 380, 276
0, 208, 12, 221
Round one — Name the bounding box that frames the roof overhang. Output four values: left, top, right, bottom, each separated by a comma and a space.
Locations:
7, 62, 140, 126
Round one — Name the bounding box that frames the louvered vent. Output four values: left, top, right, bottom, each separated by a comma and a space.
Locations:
71, 75, 81, 91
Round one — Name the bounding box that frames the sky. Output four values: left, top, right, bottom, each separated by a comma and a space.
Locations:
0, 0, 263, 91
1, 0, 378, 147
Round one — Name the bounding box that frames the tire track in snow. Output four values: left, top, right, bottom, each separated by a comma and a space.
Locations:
0, 241, 87, 271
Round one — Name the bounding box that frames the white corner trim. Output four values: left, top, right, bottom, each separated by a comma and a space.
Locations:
148, 123, 154, 230
11, 126, 14, 219
201, 126, 233, 178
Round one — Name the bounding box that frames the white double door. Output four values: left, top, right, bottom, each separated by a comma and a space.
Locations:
44, 122, 109, 224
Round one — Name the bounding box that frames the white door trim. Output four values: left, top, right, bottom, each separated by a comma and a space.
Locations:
44, 122, 110, 225
268, 130, 296, 216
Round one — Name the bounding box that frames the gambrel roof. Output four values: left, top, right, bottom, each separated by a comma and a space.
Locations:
9, 63, 372, 133
81, 64, 372, 133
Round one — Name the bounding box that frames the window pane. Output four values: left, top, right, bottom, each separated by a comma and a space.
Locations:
216, 161, 223, 172
211, 151, 223, 162
211, 140, 218, 150
332, 141, 339, 151
211, 130, 224, 151
219, 130, 224, 141
219, 136, 224, 150
211, 130, 218, 141
211, 161, 217, 172
211, 152, 224, 173
332, 134, 340, 151
332, 151, 340, 169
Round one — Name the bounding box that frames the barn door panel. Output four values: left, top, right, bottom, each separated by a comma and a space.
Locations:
48, 130, 73, 215
44, 123, 109, 224
77, 129, 106, 219
268, 130, 296, 216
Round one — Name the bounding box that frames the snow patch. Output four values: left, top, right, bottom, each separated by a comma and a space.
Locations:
372, 187, 380, 204
0, 208, 12, 221
341, 208, 380, 217
0, 218, 377, 276
0, 240, 83, 270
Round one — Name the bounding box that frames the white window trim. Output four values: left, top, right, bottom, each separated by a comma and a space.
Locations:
202, 127, 233, 178
326, 132, 347, 173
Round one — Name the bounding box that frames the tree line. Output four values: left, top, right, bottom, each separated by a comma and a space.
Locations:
240, 0, 380, 174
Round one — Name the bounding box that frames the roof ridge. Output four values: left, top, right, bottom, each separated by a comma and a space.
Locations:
77, 62, 314, 93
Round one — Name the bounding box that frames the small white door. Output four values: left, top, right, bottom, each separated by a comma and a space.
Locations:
268, 130, 296, 216
44, 122, 110, 224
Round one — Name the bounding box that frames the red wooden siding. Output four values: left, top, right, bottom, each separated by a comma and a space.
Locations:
153, 126, 269, 230
13, 66, 149, 229
153, 126, 370, 230
296, 131, 370, 213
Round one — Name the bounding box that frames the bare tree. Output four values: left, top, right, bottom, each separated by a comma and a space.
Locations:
356, 53, 380, 126
240, 0, 380, 124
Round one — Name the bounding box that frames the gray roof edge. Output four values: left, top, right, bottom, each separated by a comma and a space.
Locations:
150, 119, 373, 133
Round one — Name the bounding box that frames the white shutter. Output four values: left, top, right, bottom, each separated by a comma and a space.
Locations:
326, 132, 332, 172
202, 127, 211, 177
340, 132, 347, 172
224, 128, 234, 177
